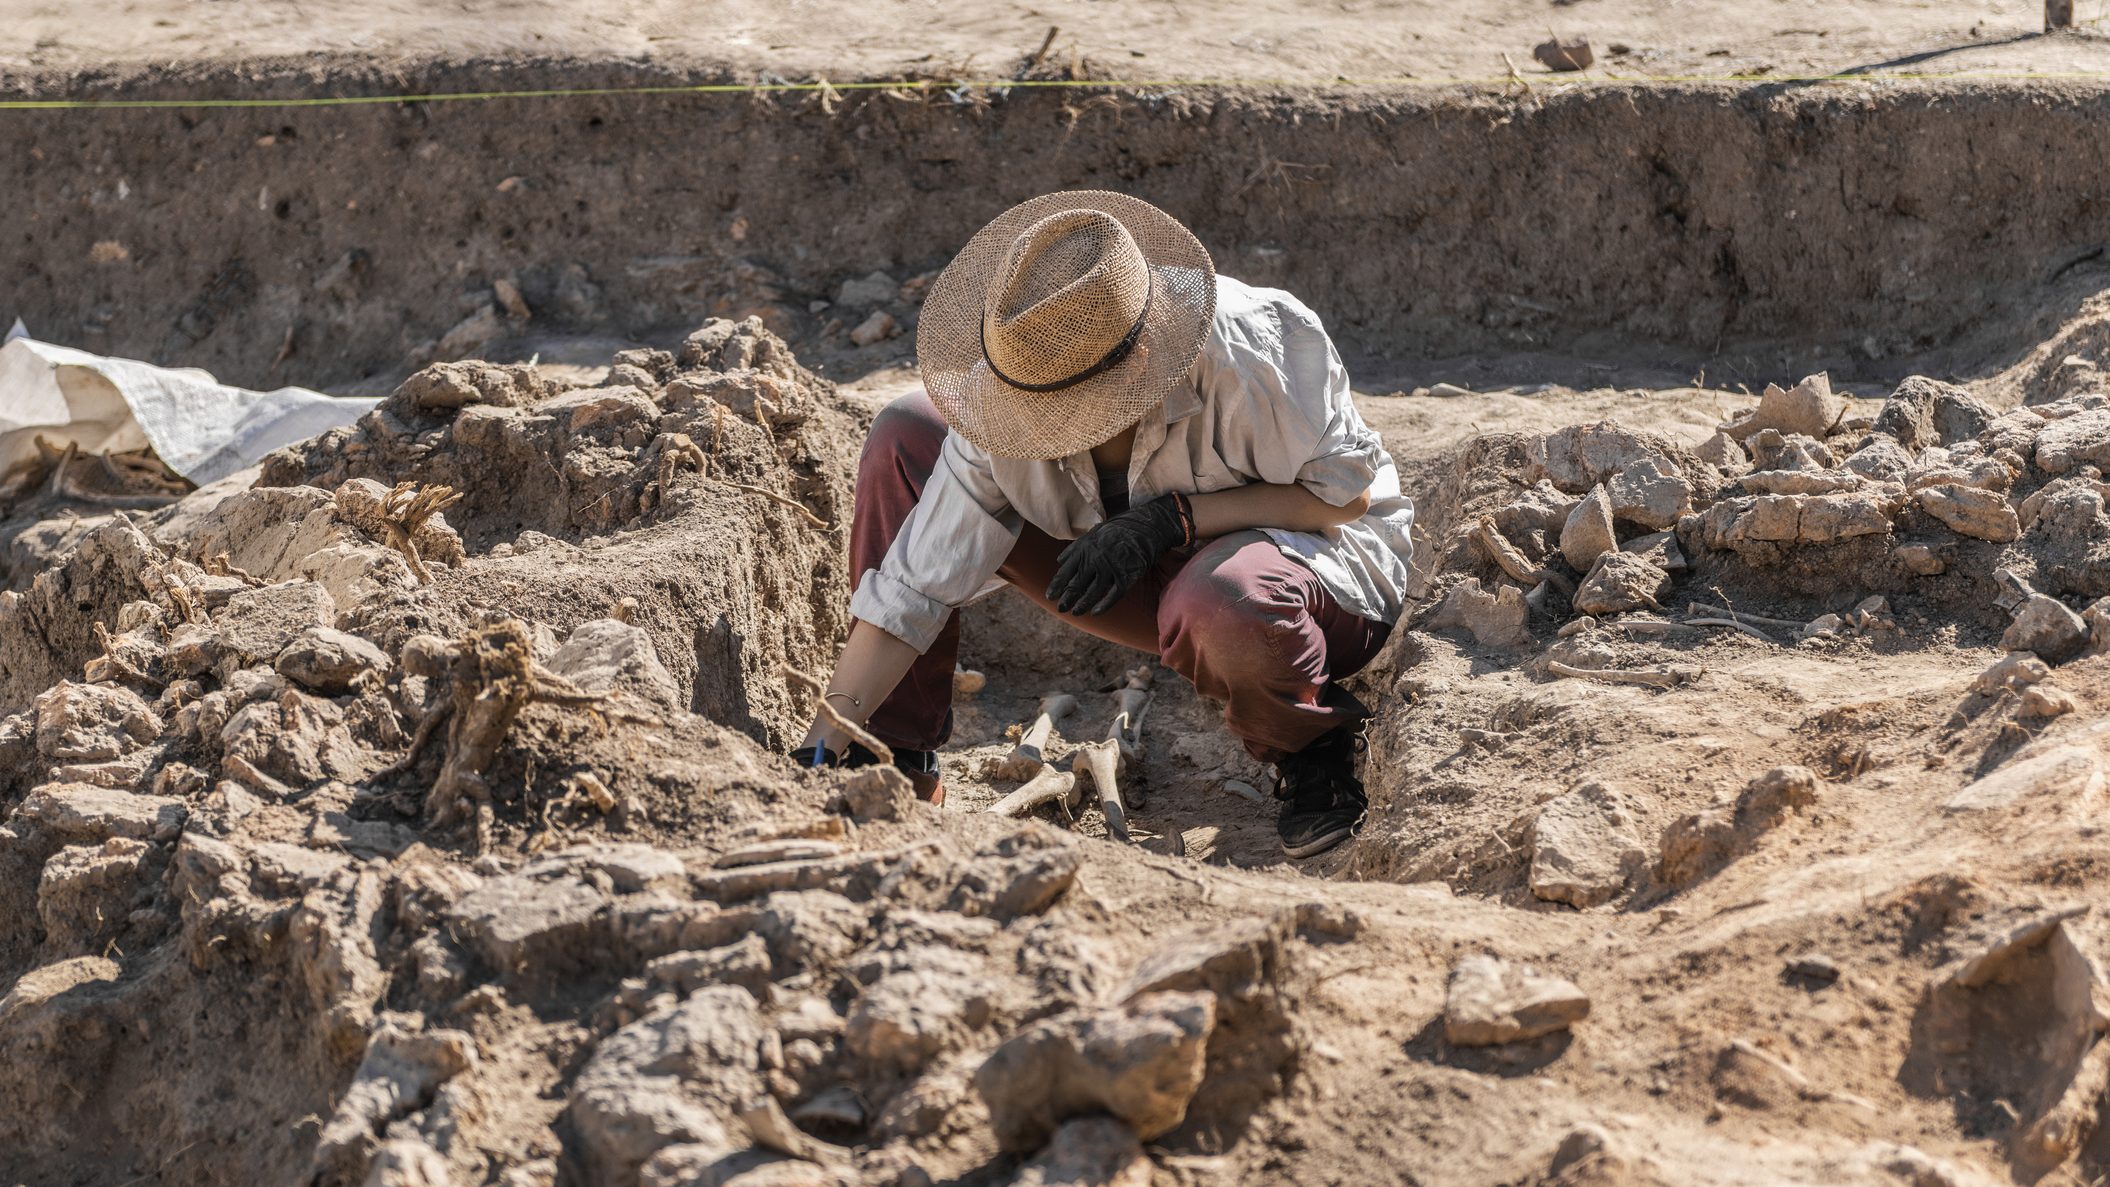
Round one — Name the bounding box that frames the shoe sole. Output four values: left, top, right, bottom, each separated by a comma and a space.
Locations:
1280, 820, 1356, 859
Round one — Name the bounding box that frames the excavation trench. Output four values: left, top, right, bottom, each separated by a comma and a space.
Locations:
9, 61, 2110, 1187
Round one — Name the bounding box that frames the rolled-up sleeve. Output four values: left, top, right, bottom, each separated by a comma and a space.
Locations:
1202, 292, 1384, 506
848, 430, 1022, 653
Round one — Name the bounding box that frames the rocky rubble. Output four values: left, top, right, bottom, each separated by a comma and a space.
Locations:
0, 323, 1382, 1187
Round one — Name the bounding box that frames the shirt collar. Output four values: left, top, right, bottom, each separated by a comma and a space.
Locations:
1161, 379, 1203, 425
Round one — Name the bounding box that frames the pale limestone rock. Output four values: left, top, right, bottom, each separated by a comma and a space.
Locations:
1444, 955, 1590, 1046
1529, 781, 1644, 908
1425, 577, 1531, 648
973, 990, 1215, 1152
1560, 485, 1617, 570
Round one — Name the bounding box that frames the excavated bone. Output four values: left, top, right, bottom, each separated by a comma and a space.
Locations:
987, 764, 1081, 819
986, 693, 1078, 781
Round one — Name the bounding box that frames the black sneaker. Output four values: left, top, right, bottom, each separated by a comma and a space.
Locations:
1273, 727, 1367, 858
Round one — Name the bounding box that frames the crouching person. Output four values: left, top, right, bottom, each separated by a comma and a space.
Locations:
790, 191, 1414, 858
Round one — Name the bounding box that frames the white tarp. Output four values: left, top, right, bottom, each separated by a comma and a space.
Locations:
0, 336, 379, 487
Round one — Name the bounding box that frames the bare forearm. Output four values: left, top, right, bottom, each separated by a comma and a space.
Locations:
1190, 482, 1371, 538
798, 619, 920, 751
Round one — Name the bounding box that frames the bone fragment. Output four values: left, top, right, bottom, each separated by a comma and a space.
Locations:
1686, 602, 1806, 631
1220, 778, 1268, 804
1546, 660, 1699, 689
1471, 516, 1573, 594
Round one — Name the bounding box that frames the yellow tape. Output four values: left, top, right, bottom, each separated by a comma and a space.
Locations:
1, 69, 2108, 110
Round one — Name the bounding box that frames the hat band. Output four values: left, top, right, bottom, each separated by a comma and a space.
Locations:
979, 277, 1155, 394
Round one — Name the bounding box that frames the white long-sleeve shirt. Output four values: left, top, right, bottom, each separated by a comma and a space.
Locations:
851, 276, 1416, 653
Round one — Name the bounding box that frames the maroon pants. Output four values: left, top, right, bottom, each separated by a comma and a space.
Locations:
853, 393, 1391, 764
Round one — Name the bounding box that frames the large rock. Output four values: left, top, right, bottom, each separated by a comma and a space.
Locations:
1873, 376, 1995, 449
546, 618, 681, 711
973, 991, 1216, 1152
213, 580, 337, 671
1529, 781, 1645, 908
1697, 491, 1897, 551
2003, 594, 2090, 664
1945, 745, 2104, 813
1916, 484, 2020, 542
1535, 423, 1683, 494
564, 987, 769, 1185
1008, 1118, 1152, 1187
1559, 486, 1618, 570
32, 681, 162, 762
276, 626, 393, 694
1443, 955, 1591, 1046
1425, 577, 1531, 648
445, 875, 612, 971
2035, 407, 2110, 474
11, 783, 186, 842
1604, 457, 1692, 530
1572, 552, 1670, 617
1722, 373, 1844, 443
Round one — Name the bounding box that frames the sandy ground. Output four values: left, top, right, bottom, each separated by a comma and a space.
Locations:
6, 0, 2110, 84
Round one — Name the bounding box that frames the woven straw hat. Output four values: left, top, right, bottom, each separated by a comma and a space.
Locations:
918, 190, 1216, 459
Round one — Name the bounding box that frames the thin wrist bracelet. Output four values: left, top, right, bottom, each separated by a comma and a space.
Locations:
823, 691, 863, 710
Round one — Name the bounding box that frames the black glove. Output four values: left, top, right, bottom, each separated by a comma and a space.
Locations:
1046, 493, 1193, 616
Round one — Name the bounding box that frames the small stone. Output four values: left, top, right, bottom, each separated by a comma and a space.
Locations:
1529, 781, 1645, 908
2020, 685, 2079, 720
1548, 1124, 1621, 1178
1443, 954, 1590, 1046
973, 991, 1215, 1152
1723, 373, 1844, 443
835, 271, 899, 308
1696, 431, 1747, 471
1560, 485, 1618, 570
1007, 1117, 1152, 1187
1801, 613, 1845, 640
2003, 594, 2089, 664
1620, 529, 1688, 572
1532, 36, 1593, 71
1916, 484, 2020, 542
1895, 544, 1946, 576
1746, 429, 1837, 472
1976, 651, 2052, 695
1425, 576, 1532, 648
1786, 954, 1841, 984
275, 626, 392, 694
1845, 435, 1914, 483
849, 310, 898, 348
1572, 551, 1670, 617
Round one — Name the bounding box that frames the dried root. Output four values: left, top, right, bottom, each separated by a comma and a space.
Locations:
377, 481, 464, 583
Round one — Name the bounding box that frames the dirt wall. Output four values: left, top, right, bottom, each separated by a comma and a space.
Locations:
11, 61, 2110, 392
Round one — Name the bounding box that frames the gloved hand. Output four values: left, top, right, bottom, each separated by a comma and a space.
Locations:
1046, 493, 1193, 615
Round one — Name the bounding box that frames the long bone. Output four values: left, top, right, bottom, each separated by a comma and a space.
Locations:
1076, 666, 1155, 844
984, 693, 1077, 781
986, 762, 1081, 819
